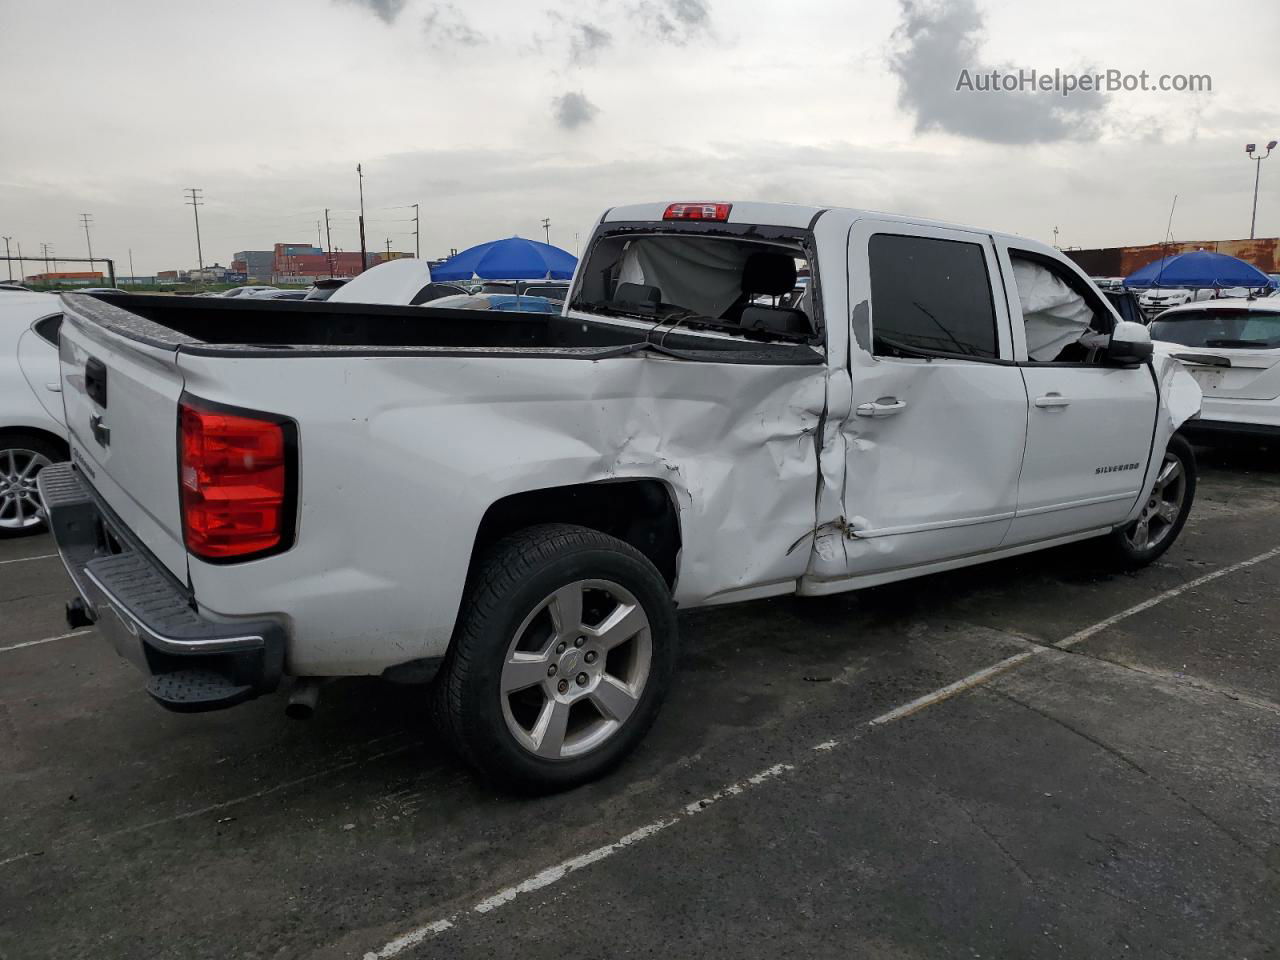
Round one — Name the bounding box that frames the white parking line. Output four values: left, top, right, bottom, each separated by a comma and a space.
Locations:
364, 762, 794, 960
869, 650, 1038, 726
0, 552, 58, 568
0, 629, 93, 655
360, 543, 1280, 959
1054, 544, 1280, 650
0, 552, 58, 567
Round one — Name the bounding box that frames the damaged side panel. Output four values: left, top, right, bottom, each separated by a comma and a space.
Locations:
176, 347, 830, 675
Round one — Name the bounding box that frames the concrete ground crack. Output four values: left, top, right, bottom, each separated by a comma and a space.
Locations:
896, 756, 1042, 892
993, 688, 1280, 880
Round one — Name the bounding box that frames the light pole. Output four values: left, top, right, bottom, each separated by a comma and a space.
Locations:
2, 236, 11, 282
1246, 140, 1277, 240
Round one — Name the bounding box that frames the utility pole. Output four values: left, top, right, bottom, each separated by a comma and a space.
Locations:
413, 203, 420, 258
15, 241, 22, 282
317, 220, 323, 250
385, 237, 392, 260
80, 213, 95, 275
541, 218, 551, 244
324, 208, 334, 277
185, 187, 205, 278
356, 163, 368, 272
1246, 141, 1277, 240
128, 248, 136, 286
2, 237, 11, 282
1052, 225, 1059, 248
41, 242, 52, 277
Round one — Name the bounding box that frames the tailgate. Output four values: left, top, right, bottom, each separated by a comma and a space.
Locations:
59, 299, 189, 581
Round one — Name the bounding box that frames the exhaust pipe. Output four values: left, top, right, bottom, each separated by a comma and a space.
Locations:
285, 678, 325, 720
66, 597, 96, 630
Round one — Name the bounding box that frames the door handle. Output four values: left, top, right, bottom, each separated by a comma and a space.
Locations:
1034, 393, 1071, 409
90, 415, 111, 448
855, 398, 907, 418
45, 382, 62, 393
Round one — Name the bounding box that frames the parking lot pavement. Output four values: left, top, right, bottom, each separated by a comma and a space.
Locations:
2, 451, 1279, 960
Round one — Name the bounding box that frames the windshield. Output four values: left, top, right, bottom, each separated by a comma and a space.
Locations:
569, 231, 815, 339
1150, 309, 1280, 349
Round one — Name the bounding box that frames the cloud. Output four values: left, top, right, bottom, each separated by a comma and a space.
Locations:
628, 0, 711, 45
338, 0, 406, 24
569, 21, 612, 65
422, 2, 485, 48
553, 91, 599, 130
889, 0, 1107, 144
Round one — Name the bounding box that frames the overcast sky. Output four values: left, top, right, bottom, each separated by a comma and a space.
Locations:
1, 0, 1278, 275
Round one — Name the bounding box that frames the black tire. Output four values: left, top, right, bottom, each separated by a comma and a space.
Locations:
0, 432, 65, 539
432, 523, 678, 793
1103, 434, 1196, 568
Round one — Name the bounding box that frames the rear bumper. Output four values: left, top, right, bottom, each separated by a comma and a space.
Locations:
1179, 418, 1280, 442
36, 462, 286, 713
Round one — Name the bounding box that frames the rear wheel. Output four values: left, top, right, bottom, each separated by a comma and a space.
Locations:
433, 524, 677, 792
0, 434, 63, 538
1104, 434, 1196, 568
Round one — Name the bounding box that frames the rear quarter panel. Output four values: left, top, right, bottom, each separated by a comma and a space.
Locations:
177, 348, 827, 676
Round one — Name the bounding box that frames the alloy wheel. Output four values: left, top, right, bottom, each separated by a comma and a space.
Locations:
500, 578, 653, 761
0, 448, 52, 531
1124, 452, 1186, 552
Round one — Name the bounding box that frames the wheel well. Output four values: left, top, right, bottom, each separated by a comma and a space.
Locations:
0, 426, 69, 459
471, 479, 682, 587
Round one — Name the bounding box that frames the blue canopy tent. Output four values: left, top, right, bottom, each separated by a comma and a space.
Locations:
1123, 250, 1276, 290
431, 236, 577, 281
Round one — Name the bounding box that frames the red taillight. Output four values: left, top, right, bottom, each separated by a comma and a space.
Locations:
662, 202, 732, 221
179, 399, 293, 561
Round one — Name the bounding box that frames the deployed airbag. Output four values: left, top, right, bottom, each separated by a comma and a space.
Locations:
618, 237, 751, 319
1013, 258, 1093, 361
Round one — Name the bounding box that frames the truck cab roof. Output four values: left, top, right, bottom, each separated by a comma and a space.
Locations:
600, 201, 1061, 260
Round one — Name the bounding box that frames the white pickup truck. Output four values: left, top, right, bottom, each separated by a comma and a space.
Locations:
41, 201, 1201, 790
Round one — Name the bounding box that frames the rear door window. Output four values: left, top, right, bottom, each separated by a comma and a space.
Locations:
868, 234, 998, 359
33, 314, 63, 346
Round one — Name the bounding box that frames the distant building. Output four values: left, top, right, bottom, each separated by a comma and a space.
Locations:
1065, 237, 1280, 278
157, 270, 186, 284
23, 271, 104, 286
233, 251, 274, 283
181, 263, 231, 283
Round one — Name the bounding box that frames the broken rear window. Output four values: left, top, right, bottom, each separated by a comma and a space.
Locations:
570, 232, 815, 340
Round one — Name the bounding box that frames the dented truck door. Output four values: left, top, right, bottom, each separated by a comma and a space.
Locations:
824, 220, 1029, 583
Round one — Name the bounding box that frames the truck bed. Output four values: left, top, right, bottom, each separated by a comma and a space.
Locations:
64, 293, 820, 364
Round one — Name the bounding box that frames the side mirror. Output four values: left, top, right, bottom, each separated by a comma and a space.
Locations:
1107, 320, 1153, 362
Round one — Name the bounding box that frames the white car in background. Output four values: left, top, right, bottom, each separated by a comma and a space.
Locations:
221, 285, 278, 299
1139, 288, 1197, 315
1, 291, 68, 535
1150, 299, 1280, 443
